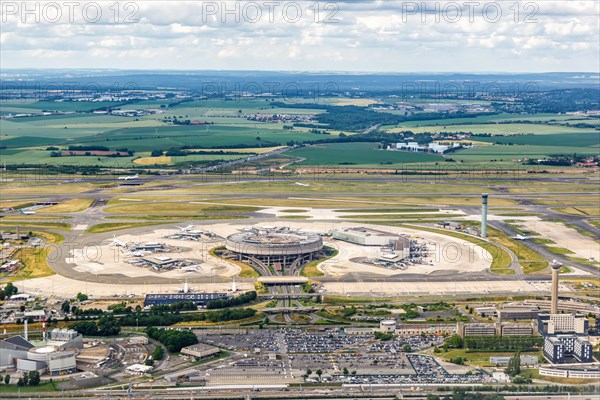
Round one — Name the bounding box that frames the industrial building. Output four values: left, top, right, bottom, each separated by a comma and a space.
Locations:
1, 328, 82, 375
16, 345, 76, 375
143, 292, 229, 307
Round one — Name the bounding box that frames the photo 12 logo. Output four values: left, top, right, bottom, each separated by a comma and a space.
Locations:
1, 1, 140, 23
400, 1, 539, 23
192, 1, 339, 24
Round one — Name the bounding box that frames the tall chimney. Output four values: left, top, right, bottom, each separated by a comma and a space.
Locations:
42, 317, 47, 342
551, 260, 561, 314
24, 319, 28, 341
183, 278, 189, 294
481, 193, 488, 238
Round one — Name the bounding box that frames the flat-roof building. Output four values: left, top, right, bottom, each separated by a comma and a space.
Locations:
538, 313, 588, 335
544, 335, 593, 364
181, 343, 220, 359
144, 292, 228, 307
333, 227, 399, 246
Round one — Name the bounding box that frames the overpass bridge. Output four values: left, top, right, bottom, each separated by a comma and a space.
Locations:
259, 306, 319, 313
258, 293, 320, 299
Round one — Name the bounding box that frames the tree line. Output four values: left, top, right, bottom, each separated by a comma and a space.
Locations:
146, 327, 198, 352
206, 291, 257, 309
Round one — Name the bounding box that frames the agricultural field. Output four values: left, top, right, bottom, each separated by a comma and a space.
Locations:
288, 142, 444, 167
2, 97, 598, 169
393, 113, 598, 127
471, 132, 600, 147
450, 144, 599, 162
388, 122, 598, 135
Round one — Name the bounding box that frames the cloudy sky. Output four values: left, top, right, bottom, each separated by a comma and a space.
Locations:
1, 0, 598, 72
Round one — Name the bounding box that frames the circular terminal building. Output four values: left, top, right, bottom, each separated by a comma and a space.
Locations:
223, 227, 324, 274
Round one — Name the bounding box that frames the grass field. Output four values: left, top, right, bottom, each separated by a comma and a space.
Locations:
492, 236, 548, 274
0, 182, 99, 195
440, 349, 541, 367
2, 231, 64, 282
209, 246, 259, 278
37, 198, 93, 213
104, 202, 260, 216
389, 123, 598, 135
394, 113, 597, 127
0, 381, 60, 393
451, 144, 599, 161
289, 143, 444, 166
85, 222, 165, 233
0, 221, 71, 230
300, 246, 339, 278
472, 132, 600, 147
70, 125, 330, 152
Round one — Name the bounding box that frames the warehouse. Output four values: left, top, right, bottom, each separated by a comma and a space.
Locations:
143, 292, 229, 307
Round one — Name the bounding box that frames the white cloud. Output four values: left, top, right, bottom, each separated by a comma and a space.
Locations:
0, 0, 598, 72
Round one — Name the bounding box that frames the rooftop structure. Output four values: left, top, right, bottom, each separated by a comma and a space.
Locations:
223, 227, 324, 271
333, 227, 399, 247
144, 292, 228, 307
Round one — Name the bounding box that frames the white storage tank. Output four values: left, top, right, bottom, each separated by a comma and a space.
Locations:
380, 319, 397, 333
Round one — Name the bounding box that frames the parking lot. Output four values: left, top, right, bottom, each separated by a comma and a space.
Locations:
188, 328, 491, 386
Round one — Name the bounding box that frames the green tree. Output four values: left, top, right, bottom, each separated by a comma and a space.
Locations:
446, 334, 464, 349
21, 372, 28, 386
505, 351, 521, 377
28, 371, 40, 386
316, 369, 323, 380
76, 292, 88, 302
152, 346, 164, 361
16, 378, 24, 387
342, 367, 349, 375
4, 374, 9, 384
61, 300, 71, 314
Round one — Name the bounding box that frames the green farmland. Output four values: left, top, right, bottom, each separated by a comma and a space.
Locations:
451, 144, 599, 162
388, 122, 598, 135
288, 142, 444, 167
468, 132, 600, 147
